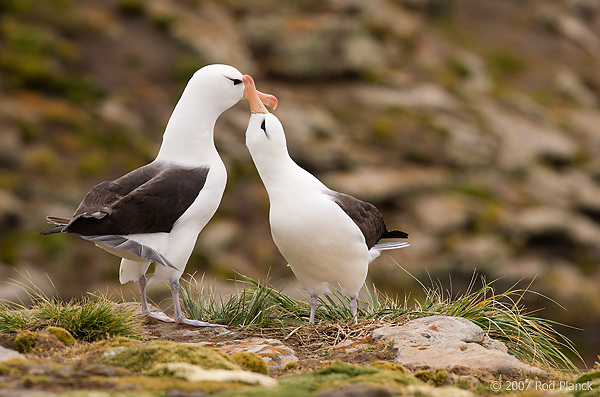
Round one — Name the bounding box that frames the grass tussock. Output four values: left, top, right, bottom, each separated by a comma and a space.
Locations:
179, 269, 580, 372
0, 271, 141, 341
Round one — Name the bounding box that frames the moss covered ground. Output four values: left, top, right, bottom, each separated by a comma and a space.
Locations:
0, 320, 596, 397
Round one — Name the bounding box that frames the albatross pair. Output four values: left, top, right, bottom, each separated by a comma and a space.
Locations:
41, 64, 408, 326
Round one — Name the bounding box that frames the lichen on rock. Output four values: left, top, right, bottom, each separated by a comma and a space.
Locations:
97, 340, 240, 373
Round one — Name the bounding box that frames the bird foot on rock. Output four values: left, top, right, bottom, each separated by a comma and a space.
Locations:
146, 311, 175, 323
176, 318, 227, 327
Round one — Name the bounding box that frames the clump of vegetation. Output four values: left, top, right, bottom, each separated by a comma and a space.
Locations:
0, 308, 30, 333
0, 272, 141, 342
98, 341, 240, 373
13, 330, 36, 353
179, 270, 580, 372
45, 326, 75, 346
415, 368, 451, 386
178, 273, 305, 328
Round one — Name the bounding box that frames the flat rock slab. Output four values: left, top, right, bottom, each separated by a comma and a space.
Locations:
0, 346, 23, 363
372, 315, 547, 377
195, 338, 298, 371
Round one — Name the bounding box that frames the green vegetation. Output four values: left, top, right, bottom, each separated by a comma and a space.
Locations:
230, 351, 270, 374
485, 49, 526, 79
13, 330, 36, 353
215, 361, 422, 397
0, 272, 141, 342
99, 341, 240, 373
179, 271, 580, 372
45, 326, 75, 346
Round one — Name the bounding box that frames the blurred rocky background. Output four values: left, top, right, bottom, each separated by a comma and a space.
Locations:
0, 0, 599, 366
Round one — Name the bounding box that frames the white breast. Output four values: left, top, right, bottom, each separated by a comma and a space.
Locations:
269, 188, 370, 297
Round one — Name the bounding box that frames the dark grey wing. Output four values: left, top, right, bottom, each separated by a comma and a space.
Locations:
64, 165, 210, 236
72, 163, 163, 221
40, 164, 160, 235
330, 192, 386, 249
330, 192, 408, 249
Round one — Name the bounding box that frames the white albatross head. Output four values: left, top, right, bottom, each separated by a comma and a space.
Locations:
157, 65, 277, 164
243, 74, 289, 163
184, 64, 278, 117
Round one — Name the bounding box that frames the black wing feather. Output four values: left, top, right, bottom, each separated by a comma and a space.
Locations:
330, 192, 408, 249
41, 163, 209, 236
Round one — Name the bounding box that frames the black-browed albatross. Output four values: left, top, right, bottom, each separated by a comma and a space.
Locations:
243, 75, 408, 324
40, 64, 277, 327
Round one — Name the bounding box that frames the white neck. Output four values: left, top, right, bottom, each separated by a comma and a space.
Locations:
251, 150, 325, 199
155, 86, 224, 166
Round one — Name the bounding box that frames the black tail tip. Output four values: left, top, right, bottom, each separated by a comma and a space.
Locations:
39, 226, 64, 236
383, 230, 409, 239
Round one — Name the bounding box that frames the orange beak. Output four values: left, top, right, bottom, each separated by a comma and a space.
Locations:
243, 75, 277, 114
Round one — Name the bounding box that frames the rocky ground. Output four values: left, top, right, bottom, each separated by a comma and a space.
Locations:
1, 0, 600, 367
1, 312, 596, 396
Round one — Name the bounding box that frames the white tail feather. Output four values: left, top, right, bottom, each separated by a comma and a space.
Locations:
373, 241, 410, 251
46, 216, 70, 225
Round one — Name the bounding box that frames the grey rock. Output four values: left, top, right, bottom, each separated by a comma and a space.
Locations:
412, 193, 472, 234
433, 113, 497, 168
0, 189, 23, 231
0, 128, 23, 168
537, 7, 600, 55
322, 167, 450, 201
450, 235, 513, 274
372, 316, 547, 376
244, 15, 385, 79
479, 102, 579, 170
0, 345, 24, 363
555, 69, 598, 108
352, 83, 460, 112
511, 206, 600, 247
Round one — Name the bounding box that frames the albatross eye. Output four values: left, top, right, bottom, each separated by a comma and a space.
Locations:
232, 79, 242, 86
260, 119, 269, 138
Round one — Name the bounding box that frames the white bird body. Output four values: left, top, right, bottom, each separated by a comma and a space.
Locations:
261, 162, 371, 299
243, 75, 408, 323
41, 65, 277, 326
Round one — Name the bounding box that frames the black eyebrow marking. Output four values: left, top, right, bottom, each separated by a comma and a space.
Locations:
260, 119, 269, 138
226, 76, 243, 85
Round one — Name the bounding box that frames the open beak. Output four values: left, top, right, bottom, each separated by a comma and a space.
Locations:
243, 75, 277, 113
